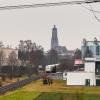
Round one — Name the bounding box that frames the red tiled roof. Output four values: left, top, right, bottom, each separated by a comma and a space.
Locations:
74, 59, 84, 65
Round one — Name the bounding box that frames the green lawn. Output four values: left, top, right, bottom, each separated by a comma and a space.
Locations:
0, 90, 40, 100
1, 80, 100, 100
1, 91, 100, 100
35, 92, 100, 100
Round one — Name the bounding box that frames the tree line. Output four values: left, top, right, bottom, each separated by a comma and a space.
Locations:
0, 40, 82, 86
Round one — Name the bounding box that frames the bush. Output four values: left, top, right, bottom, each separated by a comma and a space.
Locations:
43, 79, 48, 84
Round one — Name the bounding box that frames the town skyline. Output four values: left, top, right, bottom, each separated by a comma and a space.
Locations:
0, 0, 100, 51
1, 26, 100, 51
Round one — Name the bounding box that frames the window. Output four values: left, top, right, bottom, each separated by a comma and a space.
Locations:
96, 45, 99, 55
95, 62, 100, 75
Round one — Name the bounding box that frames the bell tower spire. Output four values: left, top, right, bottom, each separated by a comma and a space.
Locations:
51, 25, 59, 49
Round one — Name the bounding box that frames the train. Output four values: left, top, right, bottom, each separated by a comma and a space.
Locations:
45, 64, 59, 73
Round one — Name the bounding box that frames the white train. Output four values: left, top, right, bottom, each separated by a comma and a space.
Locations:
45, 64, 59, 73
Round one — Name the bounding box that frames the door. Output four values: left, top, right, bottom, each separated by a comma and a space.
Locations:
96, 79, 100, 86
85, 79, 90, 86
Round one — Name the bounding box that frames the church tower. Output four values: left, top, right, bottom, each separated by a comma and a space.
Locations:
51, 25, 59, 49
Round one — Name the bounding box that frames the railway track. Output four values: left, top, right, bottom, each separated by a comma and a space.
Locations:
0, 76, 41, 94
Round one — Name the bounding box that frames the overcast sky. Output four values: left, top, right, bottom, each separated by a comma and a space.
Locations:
0, 0, 100, 51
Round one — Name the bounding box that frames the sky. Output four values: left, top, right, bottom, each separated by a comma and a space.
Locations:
0, 0, 100, 51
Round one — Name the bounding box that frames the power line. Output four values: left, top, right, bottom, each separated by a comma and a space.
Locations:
89, 4, 100, 22
0, 0, 99, 10
80, 4, 100, 13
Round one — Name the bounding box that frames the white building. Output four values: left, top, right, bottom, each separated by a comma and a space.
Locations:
66, 38, 100, 86
0, 48, 18, 66
66, 57, 99, 86
67, 72, 95, 86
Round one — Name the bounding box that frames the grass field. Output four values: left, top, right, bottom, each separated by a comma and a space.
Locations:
0, 90, 40, 100
35, 92, 100, 100
1, 80, 100, 100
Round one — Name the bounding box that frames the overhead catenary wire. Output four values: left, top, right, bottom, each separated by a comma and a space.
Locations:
89, 4, 100, 22
0, 0, 99, 23
0, 0, 99, 10
80, 3, 100, 22
80, 4, 100, 13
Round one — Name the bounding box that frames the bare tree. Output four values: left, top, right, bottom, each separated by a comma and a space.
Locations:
0, 50, 5, 76
0, 41, 5, 70
74, 48, 82, 59
30, 46, 45, 67
0, 41, 4, 48
59, 57, 74, 71
0, 50, 6, 82
0, 50, 5, 67
8, 51, 18, 79
8, 51, 18, 66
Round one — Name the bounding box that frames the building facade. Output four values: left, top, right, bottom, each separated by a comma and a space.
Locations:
66, 38, 100, 86
0, 48, 18, 66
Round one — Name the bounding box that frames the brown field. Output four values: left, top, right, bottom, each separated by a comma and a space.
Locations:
22, 79, 100, 94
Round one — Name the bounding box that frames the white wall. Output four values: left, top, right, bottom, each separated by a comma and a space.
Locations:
0, 48, 18, 59
0, 48, 18, 66
67, 72, 96, 86
85, 62, 95, 73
